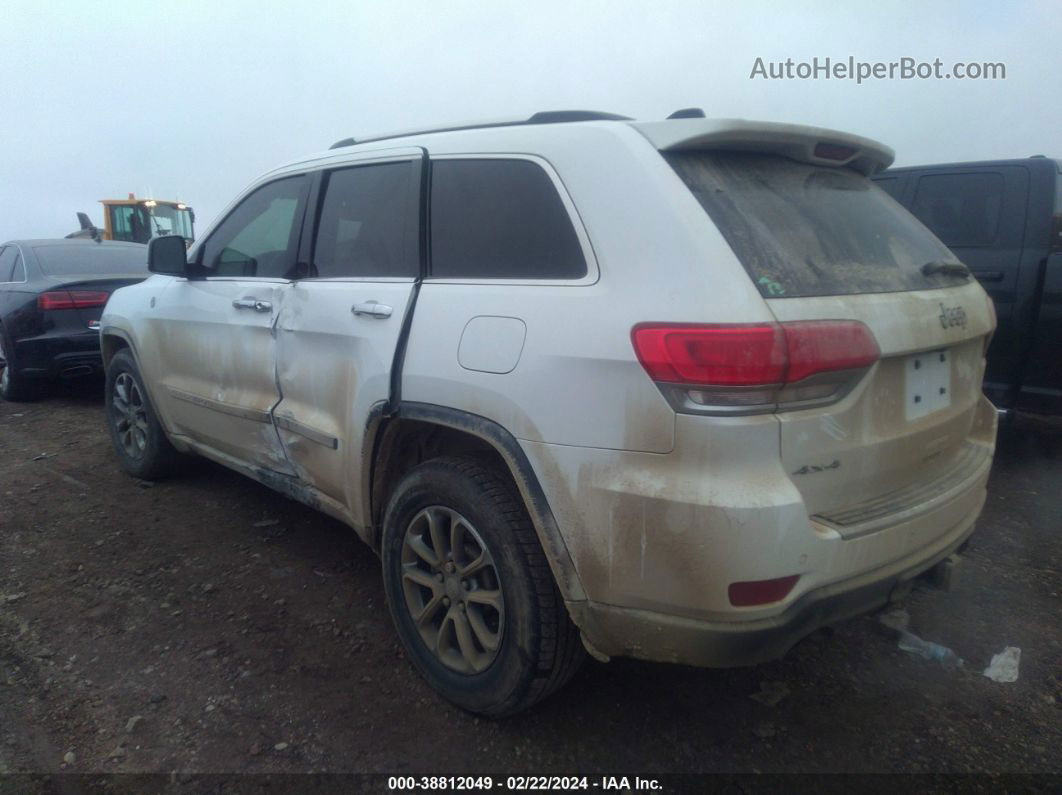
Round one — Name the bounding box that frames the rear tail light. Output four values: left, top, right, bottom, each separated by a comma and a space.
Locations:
38, 290, 110, 311
1049, 213, 1062, 255
728, 575, 800, 607
632, 320, 880, 414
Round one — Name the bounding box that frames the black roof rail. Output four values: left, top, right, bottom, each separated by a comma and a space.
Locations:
328, 110, 631, 150
667, 107, 706, 119
527, 110, 632, 123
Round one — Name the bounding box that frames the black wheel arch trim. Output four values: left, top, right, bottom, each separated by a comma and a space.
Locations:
100, 325, 181, 445
364, 400, 587, 603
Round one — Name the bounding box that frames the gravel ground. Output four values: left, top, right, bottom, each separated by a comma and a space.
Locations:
0, 379, 1059, 790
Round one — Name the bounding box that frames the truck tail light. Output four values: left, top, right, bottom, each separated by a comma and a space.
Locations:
38, 291, 110, 311
631, 320, 879, 414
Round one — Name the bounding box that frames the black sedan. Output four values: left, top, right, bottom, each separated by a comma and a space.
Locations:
0, 239, 149, 401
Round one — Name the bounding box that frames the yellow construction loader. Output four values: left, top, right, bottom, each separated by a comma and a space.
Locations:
67, 195, 195, 245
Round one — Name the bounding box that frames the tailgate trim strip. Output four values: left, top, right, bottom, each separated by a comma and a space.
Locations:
812, 441, 991, 538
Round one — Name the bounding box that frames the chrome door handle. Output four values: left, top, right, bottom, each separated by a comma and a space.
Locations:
352, 300, 393, 319
232, 297, 272, 312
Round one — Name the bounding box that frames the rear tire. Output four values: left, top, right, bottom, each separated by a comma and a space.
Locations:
105, 349, 184, 479
0, 329, 42, 402
381, 456, 584, 716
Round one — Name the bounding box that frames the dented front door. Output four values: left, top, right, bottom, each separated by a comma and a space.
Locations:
153, 279, 293, 473
151, 174, 310, 474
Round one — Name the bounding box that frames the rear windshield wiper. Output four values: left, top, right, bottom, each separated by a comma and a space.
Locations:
921, 260, 970, 279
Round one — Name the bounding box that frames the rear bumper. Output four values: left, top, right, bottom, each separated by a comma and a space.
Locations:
571, 490, 982, 667
523, 392, 996, 668
16, 331, 103, 379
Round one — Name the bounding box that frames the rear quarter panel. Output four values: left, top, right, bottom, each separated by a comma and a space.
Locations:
401, 125, 771, 453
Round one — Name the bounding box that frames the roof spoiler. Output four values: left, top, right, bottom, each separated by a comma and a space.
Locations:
633, 118, 894, 175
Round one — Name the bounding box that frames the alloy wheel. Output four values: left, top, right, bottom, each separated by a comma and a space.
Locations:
112, 372, 149, 458
400, 506, 505, 674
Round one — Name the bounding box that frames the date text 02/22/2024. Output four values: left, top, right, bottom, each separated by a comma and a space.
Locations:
386, 776, 663, 791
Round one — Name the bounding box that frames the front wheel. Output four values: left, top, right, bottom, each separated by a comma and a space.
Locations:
381, 456, 584, 716
105, 349, 185, 479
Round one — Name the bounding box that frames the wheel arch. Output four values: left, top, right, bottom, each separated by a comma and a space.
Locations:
100, 326, 133, 370
100, 325, 184, 449
365, 401, 587, 603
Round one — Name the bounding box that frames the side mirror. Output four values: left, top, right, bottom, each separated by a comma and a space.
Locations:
148, 235, 190, 276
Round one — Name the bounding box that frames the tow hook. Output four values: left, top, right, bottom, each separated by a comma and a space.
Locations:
924, 553, 963, 592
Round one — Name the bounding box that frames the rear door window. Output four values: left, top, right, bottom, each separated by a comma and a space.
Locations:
910, 172, 1005, 247
310, 161, 418, 279
666, 151, 961, 298
109, 205, 152, 244
429, 159, 587, 280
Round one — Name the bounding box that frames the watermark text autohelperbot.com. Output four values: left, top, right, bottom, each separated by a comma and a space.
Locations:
750, 56, 1005, 84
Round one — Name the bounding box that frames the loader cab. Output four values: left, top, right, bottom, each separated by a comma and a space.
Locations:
103, 198, 195, 246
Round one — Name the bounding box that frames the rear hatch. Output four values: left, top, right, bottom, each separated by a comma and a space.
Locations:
658, 139, 995, 534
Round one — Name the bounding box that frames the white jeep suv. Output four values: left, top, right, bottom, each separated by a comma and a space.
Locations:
101, 110, 997, 715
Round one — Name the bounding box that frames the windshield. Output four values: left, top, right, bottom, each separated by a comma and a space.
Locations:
666, 151, 965, 298
142, 204, 194, 240
108, 203, 194, 244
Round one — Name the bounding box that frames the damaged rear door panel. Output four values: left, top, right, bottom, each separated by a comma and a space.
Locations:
272, 152, 423, 511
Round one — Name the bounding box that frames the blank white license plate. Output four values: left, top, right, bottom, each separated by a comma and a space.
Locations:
905, 349, 951, 421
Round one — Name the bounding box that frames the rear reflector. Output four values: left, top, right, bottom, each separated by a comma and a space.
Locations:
728, 575, 800, 607
632, 321, 879, 387
38, 290, 110, 311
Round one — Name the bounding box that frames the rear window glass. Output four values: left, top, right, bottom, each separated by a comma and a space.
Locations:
430, 159, 587, 280
34, 244, 148, 277
911, 172, 1004, 247
666, 152, 962, 298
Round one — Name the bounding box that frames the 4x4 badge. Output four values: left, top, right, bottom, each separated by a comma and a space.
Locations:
792, 460, 841, 476
939, 303, 967, 329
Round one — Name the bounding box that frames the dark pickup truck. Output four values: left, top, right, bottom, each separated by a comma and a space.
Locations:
873, 156, 1062, 415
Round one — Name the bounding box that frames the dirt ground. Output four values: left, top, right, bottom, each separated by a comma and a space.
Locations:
0, 378, 1059, 788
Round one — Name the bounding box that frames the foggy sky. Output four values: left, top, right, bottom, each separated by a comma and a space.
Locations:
1, 0, 1059, 243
